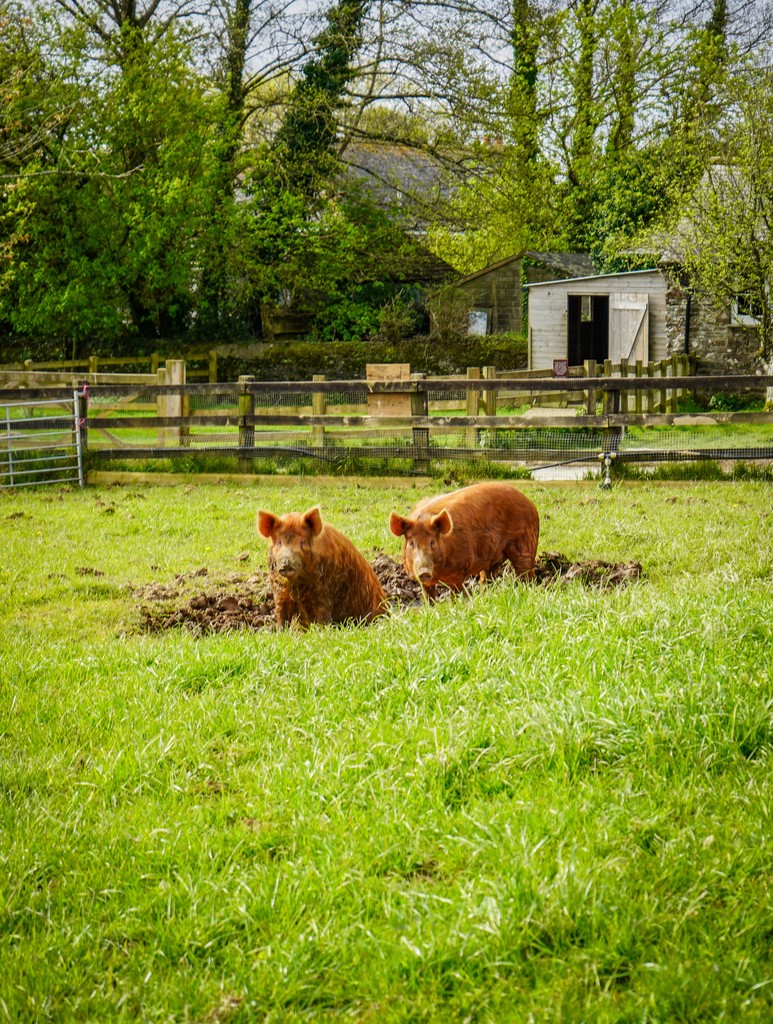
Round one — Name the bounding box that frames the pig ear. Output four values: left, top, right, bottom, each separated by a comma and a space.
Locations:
390, 512, 410, 537
257, 510, 277, 538
431, 509, 454, 535
303, 507, 323, 536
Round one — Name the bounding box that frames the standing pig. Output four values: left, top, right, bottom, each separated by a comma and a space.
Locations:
257, 505, 386, 628
389, 481, 539, 595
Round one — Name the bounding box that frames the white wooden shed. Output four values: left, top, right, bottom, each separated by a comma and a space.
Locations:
525, 268, 669, 369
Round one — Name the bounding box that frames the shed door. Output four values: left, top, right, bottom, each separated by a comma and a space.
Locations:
609, 293, 649, 364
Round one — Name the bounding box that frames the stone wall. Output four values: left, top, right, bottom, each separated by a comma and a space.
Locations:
663, 270, 762, 374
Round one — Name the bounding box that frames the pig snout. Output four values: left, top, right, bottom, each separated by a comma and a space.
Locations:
270, 545, 303, 577
411, 551, 435, 584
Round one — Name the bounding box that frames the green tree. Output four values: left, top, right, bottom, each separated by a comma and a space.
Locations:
242, 0, 429, 336
0, 5, 224, 349
667, 65, 773, 396
272, 0, 369, 197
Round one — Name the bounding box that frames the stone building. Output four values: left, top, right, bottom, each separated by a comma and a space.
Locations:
659, 266, 763, 375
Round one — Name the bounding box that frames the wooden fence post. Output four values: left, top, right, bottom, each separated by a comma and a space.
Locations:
584, 359, 597, 416
602, 359, 614, 415
312, 374, 326, 447
238, 375, 255, 472
157, 366, 167, 447
619, 357, 629, 414
151, 353, 160, 374
482, 365, 497, 415
678, 354, 691, 404
88, 355, 98, 377
208, 349, 218, 383
635, 360, 643, 414
166, 359, 187, 446
667, 354, 679, 413
410, 373, 430, 473
466, 367, 480, 448
75, 389, 89, 455
647, 360, 659, 411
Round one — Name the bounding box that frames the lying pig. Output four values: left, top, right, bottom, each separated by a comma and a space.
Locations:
389, 481, 539, 595
257, 506, 386, 628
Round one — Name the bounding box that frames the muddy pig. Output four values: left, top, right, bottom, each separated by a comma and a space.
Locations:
389, 481, 539, 595
257, 506, 386, 628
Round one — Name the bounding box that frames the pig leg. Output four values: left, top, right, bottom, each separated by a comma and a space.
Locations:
504, 541, 536, 582
480, 561, 505, 584
274, 590, 297, 628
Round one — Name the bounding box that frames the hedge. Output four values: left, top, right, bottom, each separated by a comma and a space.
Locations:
215, 334, 528, 382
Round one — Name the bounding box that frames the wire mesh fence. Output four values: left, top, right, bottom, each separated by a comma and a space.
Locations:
2, 373, 772, 480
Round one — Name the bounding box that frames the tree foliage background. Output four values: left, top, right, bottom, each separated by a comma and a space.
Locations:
1, 0, 772, 356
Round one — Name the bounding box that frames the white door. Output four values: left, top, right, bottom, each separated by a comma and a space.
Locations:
609, 293, 649, 365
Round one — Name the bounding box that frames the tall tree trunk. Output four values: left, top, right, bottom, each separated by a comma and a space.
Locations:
608, 0, 636, 157
198, 0, 253, 329
509, 0, 540, 164
565, 0, 599, 248
273, 0, 370, 198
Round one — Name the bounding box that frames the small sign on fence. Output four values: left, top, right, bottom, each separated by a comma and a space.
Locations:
553, 359, 569, 378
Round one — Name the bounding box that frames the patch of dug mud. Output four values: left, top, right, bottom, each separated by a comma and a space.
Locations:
534, 551, 643, 588
135, 552, 642, 634
135, 567, 274, 634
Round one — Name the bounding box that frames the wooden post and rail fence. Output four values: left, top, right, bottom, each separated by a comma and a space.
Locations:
4, 354, 773, 476
1, 349, 218, 385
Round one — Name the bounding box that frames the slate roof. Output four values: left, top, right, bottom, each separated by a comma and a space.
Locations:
340, 140, 459, 228
524, 251, 595, 277
455, 251, 594, 285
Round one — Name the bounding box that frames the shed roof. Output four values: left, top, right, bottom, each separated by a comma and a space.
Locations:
524, 251, 595, 277
524, 267, 660, 289
456, 251, 594, 285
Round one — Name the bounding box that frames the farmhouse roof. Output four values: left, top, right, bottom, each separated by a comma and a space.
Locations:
340, 140, 459, 228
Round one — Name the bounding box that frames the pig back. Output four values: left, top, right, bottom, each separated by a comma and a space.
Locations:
418, 482, 539, 580
313, 525, 386, 622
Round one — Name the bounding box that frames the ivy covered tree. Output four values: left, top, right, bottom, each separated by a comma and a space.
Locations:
244, 0, 436, 337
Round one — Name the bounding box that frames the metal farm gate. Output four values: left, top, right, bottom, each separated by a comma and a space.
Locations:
1, 392, 85, 490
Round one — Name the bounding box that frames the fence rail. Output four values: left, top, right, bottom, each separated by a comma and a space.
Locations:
1, 349, 218, 382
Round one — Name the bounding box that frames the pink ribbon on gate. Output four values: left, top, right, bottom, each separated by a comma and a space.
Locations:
78, 383, 90, 428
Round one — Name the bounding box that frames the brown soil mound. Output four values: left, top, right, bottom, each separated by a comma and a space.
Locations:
135, 552, 642, 634
534, 551, 643, 588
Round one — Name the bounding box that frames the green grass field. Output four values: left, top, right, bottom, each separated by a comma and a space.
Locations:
2, 478, 773, 1022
